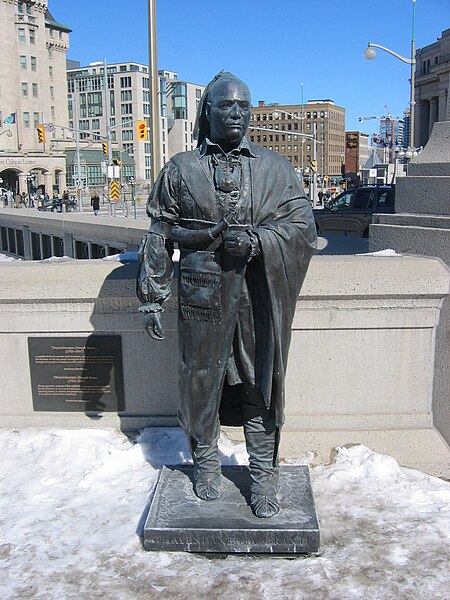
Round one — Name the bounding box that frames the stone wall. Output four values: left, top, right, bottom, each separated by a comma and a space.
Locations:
0, 255, 449, 477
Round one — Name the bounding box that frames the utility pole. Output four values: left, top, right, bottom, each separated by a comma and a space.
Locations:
103, 58, 113, 168
409, 0, 416, 148
148, 0, 161, 186
312, 122, 318, 207
300, 83, 304, 172
72, 91, 82, 211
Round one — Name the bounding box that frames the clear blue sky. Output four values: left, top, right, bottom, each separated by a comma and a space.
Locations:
54, 0, 449, 134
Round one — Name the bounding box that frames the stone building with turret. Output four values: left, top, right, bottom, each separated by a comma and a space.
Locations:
0, 0, 71, 196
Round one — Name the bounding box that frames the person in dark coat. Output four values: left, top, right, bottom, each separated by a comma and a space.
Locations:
137, 72, 317, 517
91, 192, 100, 216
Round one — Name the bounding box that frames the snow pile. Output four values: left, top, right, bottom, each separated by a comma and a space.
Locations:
0, 253, 17, 262
357, 248, 401, 256
0, 428, 449, 599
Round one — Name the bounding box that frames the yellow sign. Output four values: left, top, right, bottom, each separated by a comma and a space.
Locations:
110, 180, 120, 202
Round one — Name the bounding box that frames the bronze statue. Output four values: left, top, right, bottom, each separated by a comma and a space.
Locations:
137, 72, 317, 518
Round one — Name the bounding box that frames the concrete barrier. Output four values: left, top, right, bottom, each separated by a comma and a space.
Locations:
1, 255, 449, 477
0, 208, 147, 259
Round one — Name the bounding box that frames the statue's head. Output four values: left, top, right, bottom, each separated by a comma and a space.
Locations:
194, 72, 251, 151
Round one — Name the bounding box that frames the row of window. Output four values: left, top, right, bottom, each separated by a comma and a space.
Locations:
18, 27, 35, 44
21, 81, 55, 100
65, 164, 136, 186
252, 110, 330, 121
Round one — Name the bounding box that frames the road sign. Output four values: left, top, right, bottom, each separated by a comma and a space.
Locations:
74, 178, 83, 189
110, 180, 120, 202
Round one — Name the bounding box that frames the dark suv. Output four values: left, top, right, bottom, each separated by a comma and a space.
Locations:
313, 185, 395, 238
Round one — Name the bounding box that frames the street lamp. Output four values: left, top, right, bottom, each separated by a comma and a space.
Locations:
148, 0, 161, 186
129, 177, 137, 219
364, 0, 416, 147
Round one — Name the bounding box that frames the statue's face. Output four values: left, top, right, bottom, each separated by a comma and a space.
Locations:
206, 79, 251, 150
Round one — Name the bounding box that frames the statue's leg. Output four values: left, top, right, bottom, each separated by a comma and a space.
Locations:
243, 390, 280, 518
188, 432, 222, 501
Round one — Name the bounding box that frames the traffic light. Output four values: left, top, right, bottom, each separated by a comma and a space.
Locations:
309, 160, 317, 173
136, 120, 147, 141
36, 124, 46, 144
102, 142, 108, 156
112, 159, 121, 167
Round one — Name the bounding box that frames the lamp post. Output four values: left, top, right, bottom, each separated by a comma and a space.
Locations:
148, 0, 161, 186
364, 0, 416, 148
129, 177, 136, 219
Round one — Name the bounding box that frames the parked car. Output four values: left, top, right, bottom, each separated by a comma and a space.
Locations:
42, 197, 63, 212
313, 185, 395, 238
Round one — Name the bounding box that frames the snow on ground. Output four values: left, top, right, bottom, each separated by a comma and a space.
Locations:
1, 427, 449, 600
0, 253, 17, 261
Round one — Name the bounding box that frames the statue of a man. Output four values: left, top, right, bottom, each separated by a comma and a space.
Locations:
137, 72, 317, 518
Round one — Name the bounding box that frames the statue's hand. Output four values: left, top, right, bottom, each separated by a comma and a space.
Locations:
144, 312, 165, 340
223, 231, 251, 257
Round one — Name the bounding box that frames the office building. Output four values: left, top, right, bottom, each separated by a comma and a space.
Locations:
66, 64, 204, 189
344, 131, 371, 184
249, 100, 346, 177
0, 0, 71, 195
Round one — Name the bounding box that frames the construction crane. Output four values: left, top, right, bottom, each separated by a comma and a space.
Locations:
358, 107, 403, 162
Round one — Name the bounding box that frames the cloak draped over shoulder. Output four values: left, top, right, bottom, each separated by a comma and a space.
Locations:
137, 140, 317, 441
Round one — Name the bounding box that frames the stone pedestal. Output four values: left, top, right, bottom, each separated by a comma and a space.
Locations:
370, 119, 450, 447
143, 465, 320, 554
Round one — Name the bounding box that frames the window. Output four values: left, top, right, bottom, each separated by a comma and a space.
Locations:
23, 112, 30, 128
20, 56, 27, 70
79, 93, 87, 118
109, 91, 115, 116
110, 131, 116, 141
32, 83, 38, 97
29, 29, 35, 44
87, 165, 105, 186
50, 86, 54, 100
21, 82, 28, 96
92, 118, 100, 129
18, 2, 24, 12
353, 190, 373, 209
87, 92, 103, 117
48, 65, 53, 78
120, 76, 131, 88
120, 90, 132, 101
121, 103, 132, 115
122, 129, 133, 141
33, 112, 39, 128
18, 29, 26, 44
50, 106, 55, 120
31, 56, 36, 71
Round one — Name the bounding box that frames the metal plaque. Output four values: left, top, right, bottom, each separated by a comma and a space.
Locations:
28, 335, 125, 412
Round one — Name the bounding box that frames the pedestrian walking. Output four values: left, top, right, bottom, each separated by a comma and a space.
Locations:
91, 191, 100, 216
